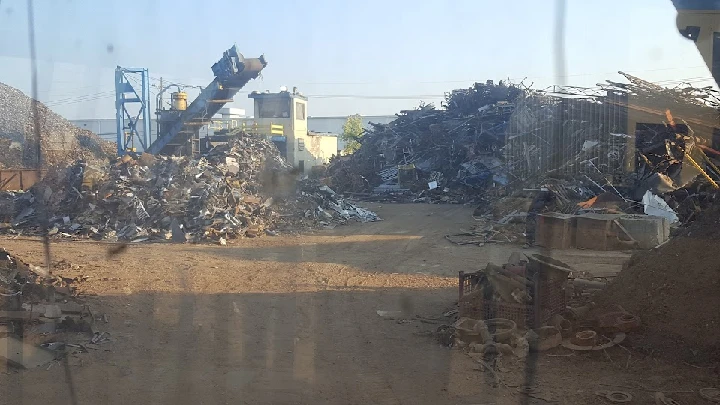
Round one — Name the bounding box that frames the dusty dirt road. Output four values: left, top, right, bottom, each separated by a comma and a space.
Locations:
0, 204, 715, 404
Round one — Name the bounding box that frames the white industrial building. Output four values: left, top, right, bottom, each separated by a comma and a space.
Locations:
71, 114, 395, 152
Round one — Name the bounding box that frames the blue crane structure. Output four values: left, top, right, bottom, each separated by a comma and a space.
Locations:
114, 67, 152, 155
114, 45, 267, 156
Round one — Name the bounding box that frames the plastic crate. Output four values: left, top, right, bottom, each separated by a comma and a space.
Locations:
459, 295, 534, 328
535, 277, 567, 325
458, 270, 567, 328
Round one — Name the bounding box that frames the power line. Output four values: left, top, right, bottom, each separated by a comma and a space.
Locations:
35, 72, 718, 109
43, 75, 151, 107
40, 84, 115, 96
44, 94, 115, 108
29, 65, 716, 108
137, 65, 710, 90
147, 75, 206, 90
308, 94, 445, 100
41, 77, 160, 108
285, 66, 712, 86
511, 65, 711, 83
49, 93, 115, 106
43, 91, 115, 105
655, 76, 715, 85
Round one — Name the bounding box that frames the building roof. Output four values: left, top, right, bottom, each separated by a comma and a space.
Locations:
307, 115, 396, 119
308, 131, 338, 137
248, 91, 308, 101
672, 0, 720, 10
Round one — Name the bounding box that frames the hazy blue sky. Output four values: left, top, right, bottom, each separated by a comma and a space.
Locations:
0, 0, 712, 119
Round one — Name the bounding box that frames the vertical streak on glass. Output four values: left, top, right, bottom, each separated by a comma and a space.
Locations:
554, 0, 567, 86
27, 1, 76, 404
25, 2, 49, 272
26, 0, 52, 271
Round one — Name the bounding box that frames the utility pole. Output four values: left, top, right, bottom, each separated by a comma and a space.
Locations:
157, 76, 163, 142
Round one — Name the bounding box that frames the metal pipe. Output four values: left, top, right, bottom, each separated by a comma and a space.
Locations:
157, 77, 162, 143
114, 67, 124, 156
156, 84, 182, 112
141, 69, 150, 149
155, 83, 182, 141
685, 152, 719, 188
699, 144, 720, 157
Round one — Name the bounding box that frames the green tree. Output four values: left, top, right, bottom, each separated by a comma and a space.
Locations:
341, 114, 364, 154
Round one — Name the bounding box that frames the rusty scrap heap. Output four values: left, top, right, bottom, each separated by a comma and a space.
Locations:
0, 132, 379, 242
444, 252, 641, 363
503, 73, 720, 225
328, 80, 521, 202
0, 249, 102, 369
329, 73, 720, 226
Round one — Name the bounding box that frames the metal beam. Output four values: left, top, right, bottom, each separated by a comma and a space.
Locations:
115, 66, 151, 155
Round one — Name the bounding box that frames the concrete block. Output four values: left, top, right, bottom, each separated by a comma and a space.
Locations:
618, 214, 670, 249
59, 302, 85, 314
536, 213, 576, 249
575, 213, 626, 251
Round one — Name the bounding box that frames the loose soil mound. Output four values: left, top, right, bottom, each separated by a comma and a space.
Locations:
598, 227, 720, 362
676, 204, 720, 240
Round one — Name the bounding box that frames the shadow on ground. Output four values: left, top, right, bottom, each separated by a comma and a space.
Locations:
2, 287, 511, 405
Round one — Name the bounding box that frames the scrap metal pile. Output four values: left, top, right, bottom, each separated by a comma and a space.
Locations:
328, 80, 520, 203
0, 82, 115, 169
0, 132, 379, 242
502, 73, 720, 227
445, 252, 639, 360
0, 249, 103, 370
329, 73, 720, 229
507, 72, 720, 197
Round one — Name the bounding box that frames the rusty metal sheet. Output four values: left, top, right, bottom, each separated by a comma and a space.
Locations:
0, 169, 45, 191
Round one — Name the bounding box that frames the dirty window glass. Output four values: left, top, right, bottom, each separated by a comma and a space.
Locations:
295, 102, 306, 120
2, 1, 720, 405
256, 98, 290, 119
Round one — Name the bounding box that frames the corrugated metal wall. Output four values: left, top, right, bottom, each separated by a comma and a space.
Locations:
504, 92, 629, 180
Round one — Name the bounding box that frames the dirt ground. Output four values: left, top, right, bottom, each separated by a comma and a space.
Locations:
0, 203, 716, 405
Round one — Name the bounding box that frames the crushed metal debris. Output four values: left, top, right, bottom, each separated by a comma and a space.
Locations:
0, 132, 379, 242
326, 74, 720, 236
0, 248, 99, 370
427, 251, 639, 368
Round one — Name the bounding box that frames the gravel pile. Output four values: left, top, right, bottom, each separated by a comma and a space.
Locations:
0, 82, 115, 168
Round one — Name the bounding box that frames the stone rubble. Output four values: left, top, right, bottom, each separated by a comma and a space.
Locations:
0, 82, 115, 169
